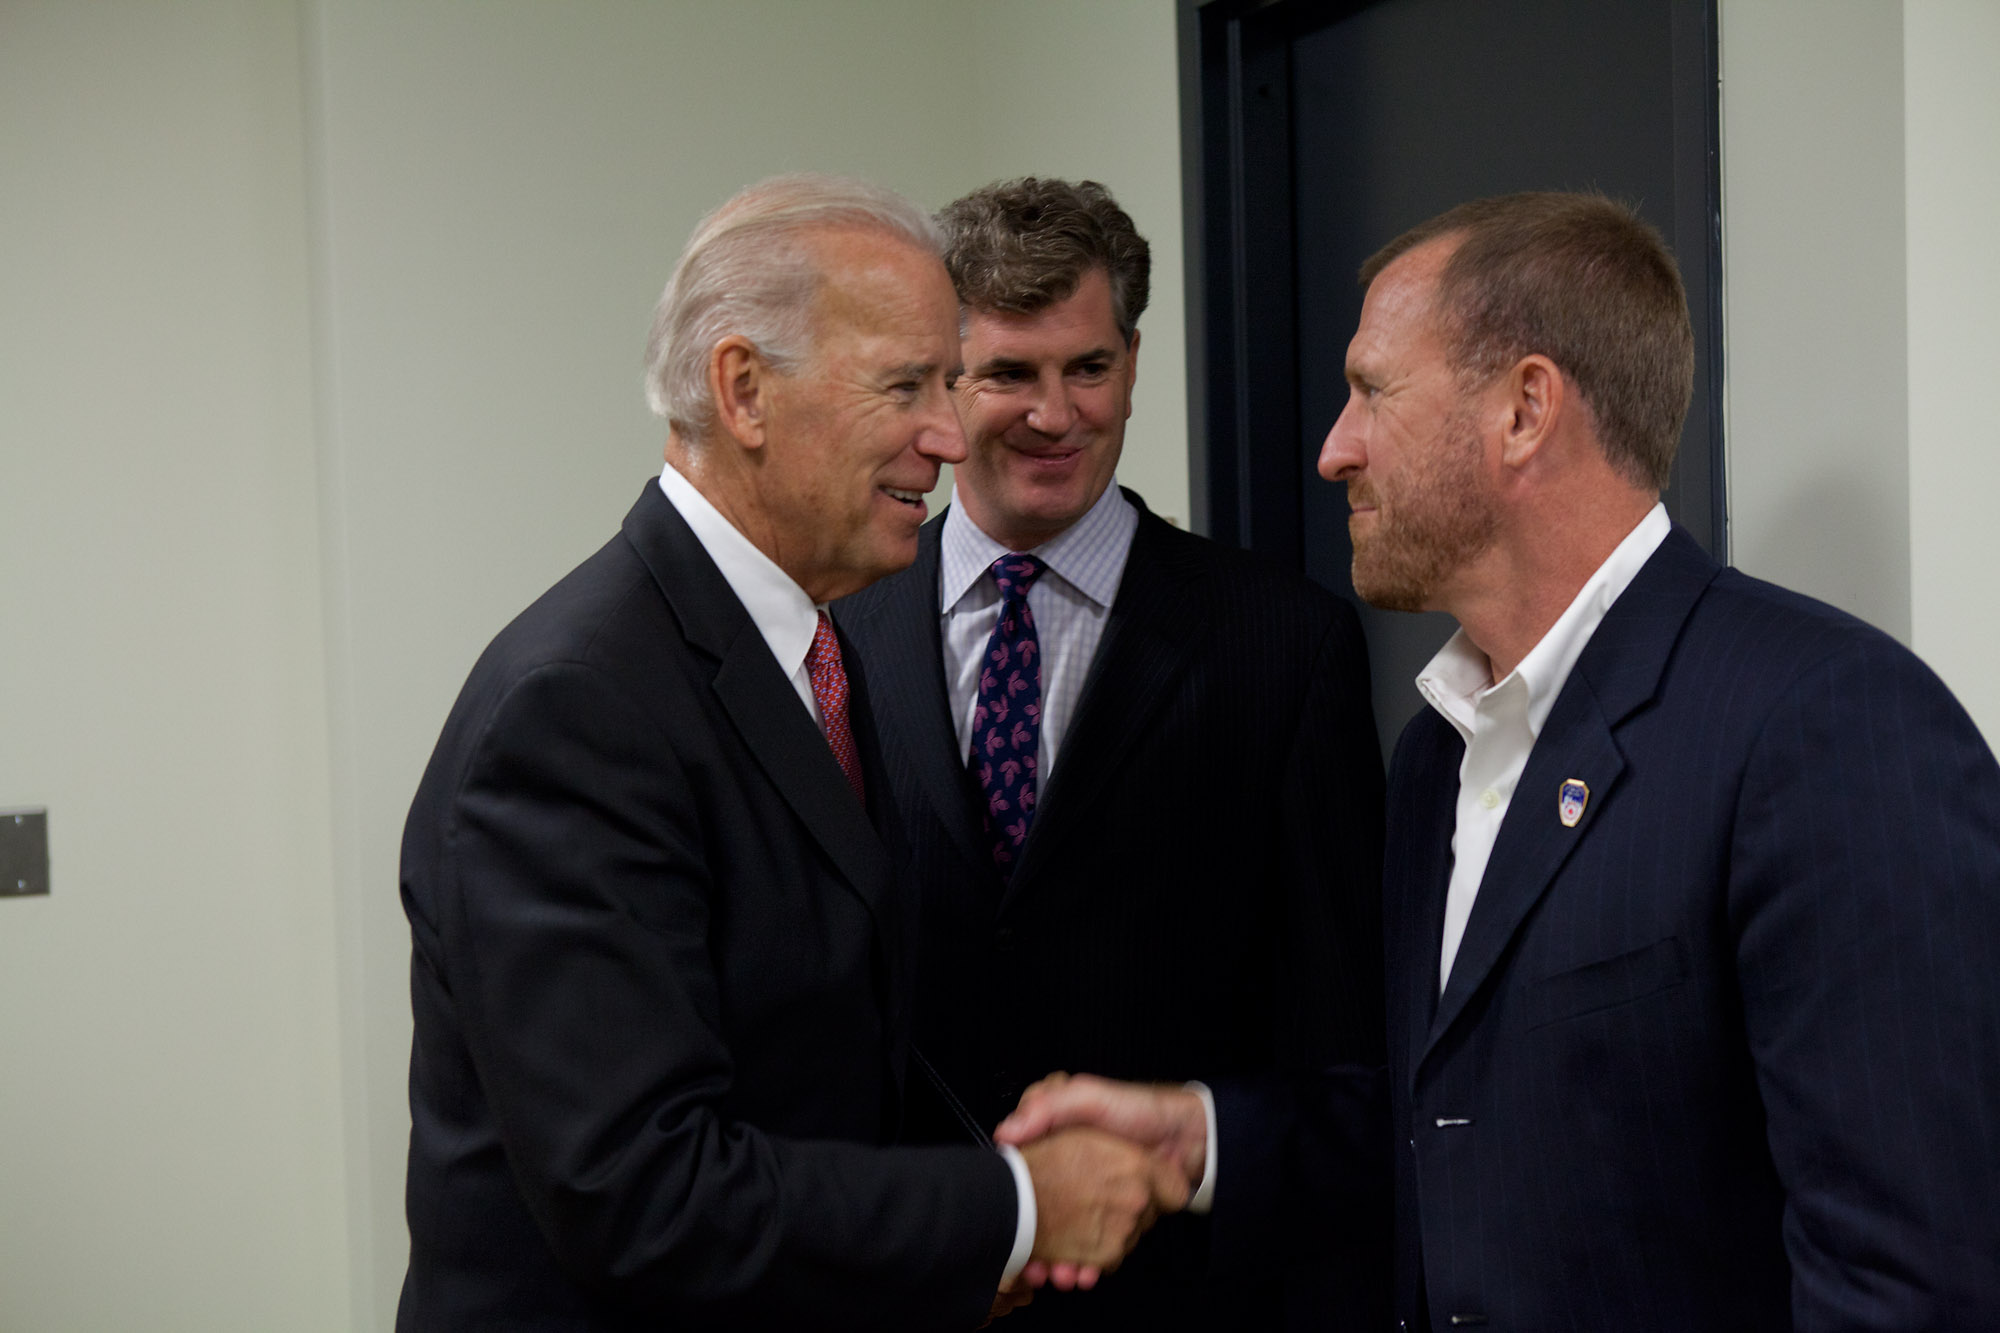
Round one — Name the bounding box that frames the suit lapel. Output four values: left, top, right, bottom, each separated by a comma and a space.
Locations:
1006, 506, 1204, 905
1419, 527, 1722, 1066
619, 483, 892, 922
843, 519, 993, 878
1423, 689, 1626, 1058
1387, 716, 1464, 1087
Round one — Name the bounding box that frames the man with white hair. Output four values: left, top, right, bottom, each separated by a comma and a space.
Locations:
397, 174, 1186, 1331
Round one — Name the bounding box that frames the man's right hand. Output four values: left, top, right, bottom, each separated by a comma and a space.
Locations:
999, 1073, 1209, 1187
1017, 1124, 1189, 1276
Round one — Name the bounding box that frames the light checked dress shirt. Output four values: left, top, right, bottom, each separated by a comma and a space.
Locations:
940, 481, 1138, 779
659, 461, 1039, 1281
940, 480, 1222, 1215
1420, 502, 1671, 992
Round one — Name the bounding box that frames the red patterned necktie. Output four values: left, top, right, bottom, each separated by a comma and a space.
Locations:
969, 553, 1045, 878
806, 611, 865, 804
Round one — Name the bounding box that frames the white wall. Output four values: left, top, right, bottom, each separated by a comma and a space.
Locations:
0, 2, 350, 1328
1720, 0, 1998, 738
1719, 0, 1911, 642
1906, 1, 2000, 741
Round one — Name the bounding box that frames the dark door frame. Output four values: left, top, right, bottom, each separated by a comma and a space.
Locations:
1176, 0, 1728, 561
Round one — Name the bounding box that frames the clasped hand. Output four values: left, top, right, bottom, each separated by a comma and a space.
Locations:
993, 1072, 1210, 1297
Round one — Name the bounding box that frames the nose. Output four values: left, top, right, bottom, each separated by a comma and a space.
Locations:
918, 385, 968, 465
1024, 372, 1076, 437
1317, 392, 1365, 482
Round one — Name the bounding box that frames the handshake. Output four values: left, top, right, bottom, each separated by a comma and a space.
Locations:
988, 1074, 1211, 1319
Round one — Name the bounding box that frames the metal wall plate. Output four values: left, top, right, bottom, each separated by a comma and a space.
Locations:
0, 808, 49, 897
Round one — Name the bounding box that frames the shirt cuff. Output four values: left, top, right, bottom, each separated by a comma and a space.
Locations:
1185, 1081, 1217, 1214
998, 1142, 1037, 1285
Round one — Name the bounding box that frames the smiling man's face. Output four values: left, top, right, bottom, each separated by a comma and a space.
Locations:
950, 266, 1137, 551
757, 226, 966, 601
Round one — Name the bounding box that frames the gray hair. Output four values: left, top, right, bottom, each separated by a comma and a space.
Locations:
642, 173, 945, 438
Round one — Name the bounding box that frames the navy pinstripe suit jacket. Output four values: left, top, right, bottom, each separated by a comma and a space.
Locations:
837, 493, 1392, 1330
1383, 524, 2000, 1331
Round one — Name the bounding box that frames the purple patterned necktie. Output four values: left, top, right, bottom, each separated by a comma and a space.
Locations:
970, 553, 1046, 878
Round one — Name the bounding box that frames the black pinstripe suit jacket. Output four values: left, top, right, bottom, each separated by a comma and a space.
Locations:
835, 492, 1392, 1330
1383, 524, 2000, 1331
398, 482, 1016, 1330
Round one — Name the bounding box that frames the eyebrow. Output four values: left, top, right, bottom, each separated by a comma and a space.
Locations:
970, 346, 1121, 376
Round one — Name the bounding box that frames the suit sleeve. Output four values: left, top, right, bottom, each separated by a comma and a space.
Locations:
1730, 637, 2000, 1327
1208, 602, 1392, 1283
436, 661, 1016, 1330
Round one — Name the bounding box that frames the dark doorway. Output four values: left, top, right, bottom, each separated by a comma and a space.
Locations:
1177, 0, 1723, 756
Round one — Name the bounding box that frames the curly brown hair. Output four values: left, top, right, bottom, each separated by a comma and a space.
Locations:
936, 177, 1150, 343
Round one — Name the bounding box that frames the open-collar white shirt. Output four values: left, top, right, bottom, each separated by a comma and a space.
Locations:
1419, 502, 1671, 992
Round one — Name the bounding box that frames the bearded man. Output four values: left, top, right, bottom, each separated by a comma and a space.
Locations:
1000, 191, 2000, 1332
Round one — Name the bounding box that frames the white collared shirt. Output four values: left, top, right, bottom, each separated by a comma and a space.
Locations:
1421, 503, 1672, 992
939, 482, 1139, 779
657, 459, 1040, 1282
658, 462, 825, 727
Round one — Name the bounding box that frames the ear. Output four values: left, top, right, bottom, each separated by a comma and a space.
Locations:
1499, 353, 1564, 471
708, 335, 773, 450
1121, 330, 1141, 418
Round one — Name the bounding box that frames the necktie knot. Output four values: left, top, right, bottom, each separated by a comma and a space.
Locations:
804, 610, 841, 678
990, 553, 1046, 601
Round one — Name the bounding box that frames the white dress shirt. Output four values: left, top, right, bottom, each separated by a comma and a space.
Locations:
657, 461, 1038, 1283
657, 462, 825, 726
1421, 503, 1671, 992
940, 481, 1139, 779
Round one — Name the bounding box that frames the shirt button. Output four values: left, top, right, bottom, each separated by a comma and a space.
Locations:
1479, 788, 1500, 809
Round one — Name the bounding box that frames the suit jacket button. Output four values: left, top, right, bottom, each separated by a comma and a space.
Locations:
1449, 1315, 1488, 1326
994, 926, 1016, 953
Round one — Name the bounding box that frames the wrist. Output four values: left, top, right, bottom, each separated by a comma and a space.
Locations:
1183, 1082, 1217, 1214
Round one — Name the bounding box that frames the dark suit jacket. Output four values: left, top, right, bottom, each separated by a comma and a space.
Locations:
1380, 525, 2000, 1331
835, 493, 1391, 1330
398, 481, 1017, 1331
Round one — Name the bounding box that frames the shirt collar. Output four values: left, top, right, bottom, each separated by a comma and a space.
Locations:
939, 481, 1137, 613
658, 461, 821, 680
1418, 502, 1672, 744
